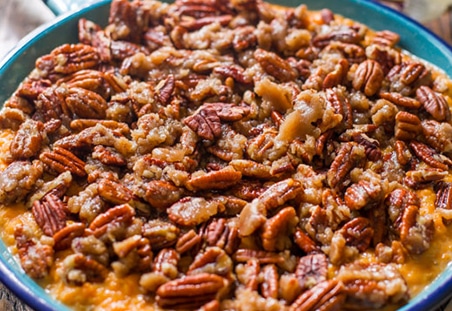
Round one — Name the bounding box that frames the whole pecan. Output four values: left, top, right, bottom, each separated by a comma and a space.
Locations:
254, 48, 297, 82
40, 146, 86, 177
416, 86, 451, 122
32, 194, 67, 236
352, 59, 384, 96
97, 177, 134, 205
290, 279, 345, 311
10, 119, 44, 160
156, 273, 229, 309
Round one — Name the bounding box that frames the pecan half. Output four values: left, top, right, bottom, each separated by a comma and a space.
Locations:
410, 141, 451, 171
175, 229, 202, 254
379, 92, 421, 109
372, 30, 400, 47
142, 219, 180, 250
260, 264, 279, 299
36, 43, 100, 77
97, 177, 134, 205
186, 167, 242, 191
337, 262, 408, 309
261, 206, 298, 252
327, 143, 365, 190
143, 180, 184, 211
352, 60, 384, 96
394, 111, 422, 141
290, 280, 345, 311
153, 248, 180, 279
294, 228, 321, 254
32, 194, 67, 236
312, 26, 361, 48
64, 87, 108, 119
386, 188, 433, 254
326, 87, 353, 129
339, 217, 374, 252
254, 48, 297, 82
295, 253, 328, 289
239, 178, 303, 236
156, 273, 229, 309
184, 103, 250, 140
40, 146, 86, 177
188, 247, 233, 277
92, 145, 127, 166
10, 119, 44, 160
435, 182, 452, 224
168, 197, 224, 227
53, 222, 86, 251
14, 226, 54, 279
88, 204, 135, 238
422, 120, 452, 154
61, 253, 109, 284
417, 86, 451, 122
203, 218, 240, 255
344, 180, 382, 210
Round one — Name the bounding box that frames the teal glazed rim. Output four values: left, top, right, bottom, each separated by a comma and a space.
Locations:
0, 0, 451, 310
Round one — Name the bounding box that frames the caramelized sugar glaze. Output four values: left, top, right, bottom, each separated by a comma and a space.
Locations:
0, 0, 452, 310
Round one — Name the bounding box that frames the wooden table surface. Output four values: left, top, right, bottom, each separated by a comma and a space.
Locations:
0, 3, 451, 311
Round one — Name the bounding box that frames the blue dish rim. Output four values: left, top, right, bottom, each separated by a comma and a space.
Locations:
0, 0, 451, 311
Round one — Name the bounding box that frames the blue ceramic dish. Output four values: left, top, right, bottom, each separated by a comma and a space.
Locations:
0, 1, 451, 310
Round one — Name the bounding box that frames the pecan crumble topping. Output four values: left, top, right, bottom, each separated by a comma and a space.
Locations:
0, 0, 452, 310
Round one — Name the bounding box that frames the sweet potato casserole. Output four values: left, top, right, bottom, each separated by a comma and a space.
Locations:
0, 0, 452, 310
